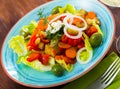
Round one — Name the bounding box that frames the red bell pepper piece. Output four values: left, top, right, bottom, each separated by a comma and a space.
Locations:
27, 29, 39, 50
61, 34, 68, 43
60, 16, 66, 21
40, 54, 50, 65
27, 35, 39, 50
68, 39, 73, 46
27, 52, 42, 62
27, 52, 50, 65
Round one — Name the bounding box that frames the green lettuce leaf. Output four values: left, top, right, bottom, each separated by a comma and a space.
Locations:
59, 4, 76, 14
8, 35, 27, 56
21, 20, 37, 34
82, 32, 93, 52
92, 22, 103, 37
18, 56, 55, 72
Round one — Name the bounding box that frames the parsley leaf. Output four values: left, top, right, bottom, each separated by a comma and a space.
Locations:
38, 8, 49, 25
43, 16, 48, 25
37, 8, 44, 19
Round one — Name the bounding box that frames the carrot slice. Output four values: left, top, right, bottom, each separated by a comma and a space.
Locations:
72, 17, 82, 25
86, 12, 96, 19
61, 55, 76, 64
55, 55, 76, 64
36, 19, 48, 31
65, 47, 77, 59
58, 42, 71, 49
55, 55, 62, 60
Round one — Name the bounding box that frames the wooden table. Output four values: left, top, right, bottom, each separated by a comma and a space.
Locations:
0, 0, 120, 89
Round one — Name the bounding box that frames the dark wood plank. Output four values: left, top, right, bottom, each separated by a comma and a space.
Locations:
0, 0, 120, 89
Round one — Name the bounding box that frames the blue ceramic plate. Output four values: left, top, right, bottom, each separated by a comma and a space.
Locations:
1, 0, 115, 88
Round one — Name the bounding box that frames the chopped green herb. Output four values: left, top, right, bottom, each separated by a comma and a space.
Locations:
37, 8, 44, 19
38, 8, 49, 25
46, 26, 64, 40
43, 16, 48, 25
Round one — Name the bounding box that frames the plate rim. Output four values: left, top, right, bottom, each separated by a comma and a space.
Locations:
0, 0, 116, 88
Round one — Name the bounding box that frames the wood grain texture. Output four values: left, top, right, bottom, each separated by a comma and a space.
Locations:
0, 0, 120, 89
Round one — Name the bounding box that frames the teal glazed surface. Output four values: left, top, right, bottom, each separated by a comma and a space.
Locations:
1, 0, 115, 88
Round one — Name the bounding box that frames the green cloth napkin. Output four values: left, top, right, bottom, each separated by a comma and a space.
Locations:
62, 52, 120, 89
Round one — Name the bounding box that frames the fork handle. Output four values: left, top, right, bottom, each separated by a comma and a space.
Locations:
86, 82, 104, 89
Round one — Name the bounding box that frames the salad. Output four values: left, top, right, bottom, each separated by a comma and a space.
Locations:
9, 4, 103, 76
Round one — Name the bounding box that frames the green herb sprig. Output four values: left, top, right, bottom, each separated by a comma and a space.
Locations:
37, 8, 49, 25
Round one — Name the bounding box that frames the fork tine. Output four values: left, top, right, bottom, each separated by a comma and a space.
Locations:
105, 67, 120, 87
104, 63, 120, 84
86, 57, 120, 89
101, 57, 119, 78
100, 58, 120, 82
